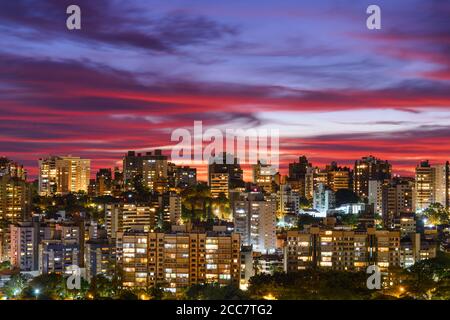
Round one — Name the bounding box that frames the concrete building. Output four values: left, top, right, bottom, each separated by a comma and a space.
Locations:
208, 153, 244, 198
39, 156, 90, 195
285, 227, 401, 272
354, 156, 391, 199
277, 184, 300, 216
0, 174, 31, 222
232, 192, 277, 253
209, 173, 230, 198
382, 178, 414, 228
117, 227, 240, 292
105, 203, 157, 239
123, 150, 168, 192
10, 222, 40, 271
85, 239, 113, 280
313, 183, 335, 216
368, 180, 383, 216
252, 161, 276, 194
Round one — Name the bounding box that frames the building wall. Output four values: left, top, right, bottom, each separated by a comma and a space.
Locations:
285, 227, 401, 272
118, 231, 240, 292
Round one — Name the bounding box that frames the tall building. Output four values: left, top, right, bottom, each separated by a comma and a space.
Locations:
39, 156, 90, 195
0, 157, 26, 180
123, 150, 168, 192
208, 153, 244, 198
209, 173, 230, 198
288, 156, 311, 197
232, 192, 277, 253
38, 156, 58, 196
415, 161, 434, 212
96, 168, 112, 196
313, 183, 335, 216
174, 166, 197, 189
85, 239, 113, 280
141, 150, 168, 192
414, 161, 450, 211
285, 226, 401, 272
382, 178, 414, 227
0, 174, 31, 222
368, 180, 383, 215
10, 221, 40, 271
158, 192, 183, 225
326, 163, 352, 192
277, 184, 300, 216
105, 203, 157, 239
39, 224, 82, 274
123, 151, 142, 186
354, 156, 391, 198
117, 228, 240, 292
433, 162, 450, 209
252, 161, 276, 194
39, 240, 80, 275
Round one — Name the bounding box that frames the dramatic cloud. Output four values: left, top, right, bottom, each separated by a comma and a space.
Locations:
0, 0, 449, 180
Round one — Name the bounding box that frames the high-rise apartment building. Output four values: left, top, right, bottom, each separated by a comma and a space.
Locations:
96, 168, 112, 196
382, 178, 414, 227
326, 162, 352, 192
415, 161, 434, 212
117, 228, 240, 292
38, 156, 58, 196
10, 221, 40, 271
0, 174, 31, 222
252, 161, 276, 194
288, 156, 311, 197
158, 192, 183, 225
368, 180, 383, 215
277, 184, 300, 216
39, 224, 82, 275
105, 203, 157, 239
432, 162, 450, 209
0, 157, 26, 180
208, 153, 244, 198
39, 156, 90, 195
354, 156, 391, 198
209, 173, 230, 198
85, 239, 113, 280
232, 192, 277, 253
285, 227, 401, 272
123, 150, 168, 192
313, 183, 335, 216
174, 166, 197, 189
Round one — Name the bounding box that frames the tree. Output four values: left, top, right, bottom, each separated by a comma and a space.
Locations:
248, 270, 372, 300
23, 273, 66, 300
336, 213, 358, 226
181, 184, 213, 222
3, 273, 28, 298
211, 193, 231, 221
297, 214, 319, 230
421, 203, 450, 226
88, 274, 115, 299
335, 189, 360, 207
403, 252, 450, 299
0, 260, 11, 271
118, 289, 138, 300
182, 284, 248, 300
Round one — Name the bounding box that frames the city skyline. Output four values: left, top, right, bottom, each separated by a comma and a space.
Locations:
1, 1, 450, 179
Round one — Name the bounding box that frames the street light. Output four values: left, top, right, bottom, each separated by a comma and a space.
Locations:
34, 288, 40, 300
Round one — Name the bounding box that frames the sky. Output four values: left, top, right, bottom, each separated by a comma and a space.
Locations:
0, 0, 449, 180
